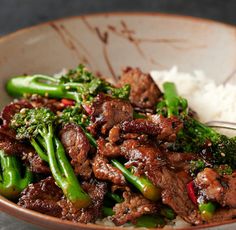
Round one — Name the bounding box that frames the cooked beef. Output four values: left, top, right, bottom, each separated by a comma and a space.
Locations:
89, 94, 133, 135
1, 100, 33, 127
195, 168, 223, 202
0, 127, 50, 173
27, 95, 65, 113
60, 123, 92, 180
59, 180, 107, 223
0, 127, 31, 155
121, 119, 161, 136
108, 125, 121, 143
195, 168, 236, 208
119, 116, 182, 142
97, 137, 121, 158
166, 152, 197, 172
22, 151, 50, 174
149, 114, 183, 142
18, 177, 63, 217
92, 154, 126, 185
147, 166, 202, 225
119, 67, 161, 111
112, 191, 159, 225
121, 139, 164, 175
222, 172, 236, 208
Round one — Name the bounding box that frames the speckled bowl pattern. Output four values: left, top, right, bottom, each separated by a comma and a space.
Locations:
0, 13, 236, 230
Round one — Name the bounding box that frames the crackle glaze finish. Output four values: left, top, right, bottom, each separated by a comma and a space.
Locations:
0, 13, 236, 230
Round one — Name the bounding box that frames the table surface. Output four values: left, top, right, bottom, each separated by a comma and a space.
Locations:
0, 0, 236, 229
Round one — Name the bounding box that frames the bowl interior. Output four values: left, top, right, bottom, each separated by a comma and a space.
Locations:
0, 12, 236, 230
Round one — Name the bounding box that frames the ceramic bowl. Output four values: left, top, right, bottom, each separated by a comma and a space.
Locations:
0, 13, 236, 230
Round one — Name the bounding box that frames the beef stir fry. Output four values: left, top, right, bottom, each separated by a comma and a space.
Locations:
1, 65, 236, 228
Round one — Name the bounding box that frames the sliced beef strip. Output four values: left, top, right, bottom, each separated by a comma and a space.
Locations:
112, 191, 159, 226
120, 139, 165, 175
194, 168, 236, 208
97, 137, 121, 158
60, 123, 92, 180
147, 166, 202, 225
58, 180, 107, 223
166, 152, 198, 172
92, 154, 126, 185
108, 124, 149, 144
18, 177, 63, 217
120, 115, 182, 142
88, 93, 133, 135
0, 126, 31, 155
118, 67, 162, 111
149, 114, 183, 142
222, 172, 236, 208
1, 100, 33, 127
22, 151, 50, 174
0, 127, 50, 174
26, 95, 65, 113
121, 119, 161, 136
108, 125, 121, 143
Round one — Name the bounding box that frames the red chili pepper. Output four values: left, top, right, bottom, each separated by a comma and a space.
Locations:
83, 104, 92, 115
187, 181, 198, 205
61, 99, 75, 107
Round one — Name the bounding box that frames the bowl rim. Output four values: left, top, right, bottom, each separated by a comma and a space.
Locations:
0, 11, 235, 44
0, 11, 236, 230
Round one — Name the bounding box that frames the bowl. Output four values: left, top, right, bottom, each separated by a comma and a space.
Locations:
0, 12, 236, 230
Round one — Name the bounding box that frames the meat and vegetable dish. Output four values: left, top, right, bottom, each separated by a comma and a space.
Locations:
0, 65, 236, 228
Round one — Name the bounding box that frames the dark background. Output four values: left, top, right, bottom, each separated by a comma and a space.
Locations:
0, 0, 236, 229
0, 0, 236, 36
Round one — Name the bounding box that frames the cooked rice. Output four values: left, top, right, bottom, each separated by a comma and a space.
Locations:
151, 66, 236, 123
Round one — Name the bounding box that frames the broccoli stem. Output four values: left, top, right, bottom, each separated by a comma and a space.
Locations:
6, 75, 81, 102
111, 159, 161, 201
106, 192, 124, 203
102, 206, 115, 217
38, 125, 91, 208
199, 202, 216, 221
160, 206, 176, 220
30, 138, 49, 162
0, 150, 32, 199
6, 70, 130, 104
163, 82, 180, 117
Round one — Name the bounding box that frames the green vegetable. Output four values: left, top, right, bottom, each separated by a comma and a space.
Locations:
106, 192, 124, 203
135, 215, 165, 228
133, 111, 147, 119
199, 202, 216, 221
190, 159, 206, 175
0, 150, 32, 199
160, 206, 176, 220
10, 108, 91, 208
111, 159, 161, 201
102, 206, 115, 217
6, 65, 130, 104
157, 82, 236, 169
215, 164, 233, 176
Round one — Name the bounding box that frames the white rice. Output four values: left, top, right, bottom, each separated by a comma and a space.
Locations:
150, 66, 236, 124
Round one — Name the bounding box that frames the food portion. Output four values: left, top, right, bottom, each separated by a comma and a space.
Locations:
0, 65, 236, 228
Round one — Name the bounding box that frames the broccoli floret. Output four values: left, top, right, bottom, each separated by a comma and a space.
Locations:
157, 82, 236, 169
6, 65, 130, 104
11, 108, 91, 208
